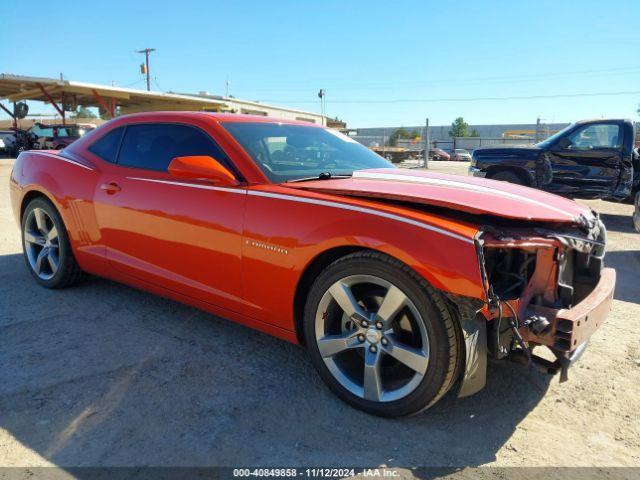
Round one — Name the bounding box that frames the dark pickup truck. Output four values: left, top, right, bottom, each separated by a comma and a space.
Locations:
469, 119, 638, 201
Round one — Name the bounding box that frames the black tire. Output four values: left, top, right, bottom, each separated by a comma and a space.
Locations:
303, 251, 460, 417
489, 170, 526, 185
21, 197, 84, 288
622, 186, 639, 205
633, 192, 640, 233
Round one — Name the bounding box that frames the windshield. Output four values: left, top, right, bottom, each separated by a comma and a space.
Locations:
535, 123, 575, 148
222, 122, 393, 182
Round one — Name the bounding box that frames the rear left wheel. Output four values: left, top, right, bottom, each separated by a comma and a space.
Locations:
303, 251, 460, 417
21, 198, 84, 288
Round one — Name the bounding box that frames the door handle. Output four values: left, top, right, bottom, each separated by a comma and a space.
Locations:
100, 182, 122, 195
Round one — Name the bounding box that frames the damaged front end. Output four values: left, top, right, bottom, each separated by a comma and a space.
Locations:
452, 212, 616, 397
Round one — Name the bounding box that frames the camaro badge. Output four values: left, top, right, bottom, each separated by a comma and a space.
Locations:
245, 239, 289, 255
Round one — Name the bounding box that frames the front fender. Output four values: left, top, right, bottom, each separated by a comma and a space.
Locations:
477, 155, 538, 184
241, 187, 485, 332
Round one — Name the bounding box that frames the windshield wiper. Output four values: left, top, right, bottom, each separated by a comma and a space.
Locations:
286, 172, 352, 183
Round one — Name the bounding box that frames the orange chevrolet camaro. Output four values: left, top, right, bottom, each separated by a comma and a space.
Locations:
9, 112, 615, 417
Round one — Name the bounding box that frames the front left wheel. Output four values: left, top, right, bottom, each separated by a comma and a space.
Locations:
303, 251, 460, 417
489, 170, 525, 185
21, 197, 84, 288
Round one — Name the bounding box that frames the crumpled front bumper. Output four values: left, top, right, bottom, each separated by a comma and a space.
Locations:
515, 267, 616, 381
457, 266, 615, 398
522, 267, 616, 354
550, 267, 615, 353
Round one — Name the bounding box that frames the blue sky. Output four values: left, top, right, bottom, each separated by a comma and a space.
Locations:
2, 0, 640, 127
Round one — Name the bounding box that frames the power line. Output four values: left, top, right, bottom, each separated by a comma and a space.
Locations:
120, 78, 146, 88
153, 77, 164, 92
258, 90, 640, 105
229, 65, 640, 93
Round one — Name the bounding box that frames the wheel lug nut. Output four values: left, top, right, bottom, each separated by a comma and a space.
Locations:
370, 345, 377, 353
357, 334, 365, 343
381, 337, 388, 346
376, 321, 383, 329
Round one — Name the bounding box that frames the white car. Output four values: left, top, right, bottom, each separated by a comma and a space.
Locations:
0, 130, 16, 156
451, 148, 472, 162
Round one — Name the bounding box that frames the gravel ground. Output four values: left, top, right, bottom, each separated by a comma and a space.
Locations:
0, 159, 638, 471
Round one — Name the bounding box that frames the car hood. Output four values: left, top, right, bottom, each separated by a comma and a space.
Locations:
473, 145, 541, 159
284, 168, 591, 224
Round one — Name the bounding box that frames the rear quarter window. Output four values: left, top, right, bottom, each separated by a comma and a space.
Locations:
88, 127, 124, 163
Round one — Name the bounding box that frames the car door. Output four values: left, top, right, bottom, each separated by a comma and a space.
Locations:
92, 122, 247, 314
546, 122, 624, 196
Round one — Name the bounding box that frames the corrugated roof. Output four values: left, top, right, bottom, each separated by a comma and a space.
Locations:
0, 74, 322, 119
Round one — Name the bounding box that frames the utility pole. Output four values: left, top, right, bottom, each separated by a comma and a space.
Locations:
318, 89, 326, 126
137, 48, 156, 91
382, 129, 386, 156
225, 76, 230, 97
423, 118, 430, 169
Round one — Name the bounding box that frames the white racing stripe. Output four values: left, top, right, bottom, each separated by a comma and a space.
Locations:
127, 176, 244, 194
246, 190, 473, 244
353, 170, 578, 219
126, 177, 474, 244
33, 152, 95, 171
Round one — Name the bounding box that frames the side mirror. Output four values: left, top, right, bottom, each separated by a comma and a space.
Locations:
168, 155, 239, 186
555, 137, 572, 150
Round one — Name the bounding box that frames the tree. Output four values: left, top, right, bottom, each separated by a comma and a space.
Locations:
388, 128, 405, 146
99, 106, 121, 120
469, 128, 480, 137
449, 117, 469, 138
388, 127, 421, 146
71, 106, 97, 119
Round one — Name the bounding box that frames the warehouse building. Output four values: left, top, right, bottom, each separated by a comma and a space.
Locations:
353, 122, 570, 150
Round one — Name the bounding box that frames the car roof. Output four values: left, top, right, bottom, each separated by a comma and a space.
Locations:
574, 118, 630, 124
113, 111, 324, 127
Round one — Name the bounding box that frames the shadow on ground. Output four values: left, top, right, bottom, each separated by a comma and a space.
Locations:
599, 212, 638, 234
0, 252, 551, 468
603, 249, 640, 304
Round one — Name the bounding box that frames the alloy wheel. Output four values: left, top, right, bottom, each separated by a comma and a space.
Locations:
314, 274, 430, 403
23, 207, 60, 280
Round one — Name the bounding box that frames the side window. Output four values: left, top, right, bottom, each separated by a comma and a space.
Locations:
567, 124, 621, 150
117, 123, 231, 172
31, 125, 53, 138
88, 127, 124, 163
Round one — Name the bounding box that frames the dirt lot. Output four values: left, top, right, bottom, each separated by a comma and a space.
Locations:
0, 159, 639, 470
